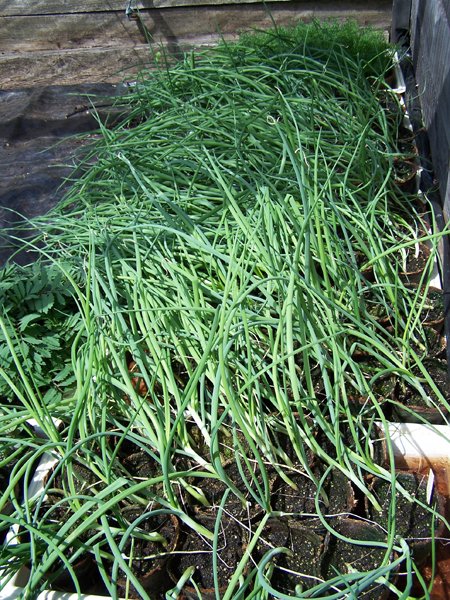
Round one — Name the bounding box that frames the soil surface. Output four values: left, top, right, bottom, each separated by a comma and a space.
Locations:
254, 518, 325, 594
398, 243, 430, 283
22, 444, 436, 599
392, 358, 450, 423
170, 508, 249, 593
369, 472, 441, 543
321, 518, 389, 600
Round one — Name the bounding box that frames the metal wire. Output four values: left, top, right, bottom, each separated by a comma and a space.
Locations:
125, 0, 136, 18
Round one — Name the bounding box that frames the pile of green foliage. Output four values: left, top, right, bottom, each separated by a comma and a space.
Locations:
0, 20, 447, 600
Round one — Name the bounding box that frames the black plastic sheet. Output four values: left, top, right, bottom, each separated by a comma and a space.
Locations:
0, 83, 127, 265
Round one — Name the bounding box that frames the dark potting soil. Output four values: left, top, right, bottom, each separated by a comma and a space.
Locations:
170, 508, 249, 592
42, 447, 165, 505
32, 460, 106, 591
410, 327, 447, 361
421, 288, 445, 327
393, 158, 419, 192
391, 359, 450, 422
23, 451, 436, 598
253, 516, 392, 598
271, 470, 321, 514
397, 137, 417, 158
120, 449, 163, 482
254, 517, 325, 594
31, 450, 167, 596
399, 244, 430, 283
348, 350, 449, 422
369, 472, 443, 547
185, 421, 280, 519
190, 461, 268, 520
271, 466, 355, 516
321, 518, 389, 600
105, 510, 179, 598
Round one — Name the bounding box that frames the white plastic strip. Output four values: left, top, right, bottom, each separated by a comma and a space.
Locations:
391, 51, 407, 94
385, 422, 450, 461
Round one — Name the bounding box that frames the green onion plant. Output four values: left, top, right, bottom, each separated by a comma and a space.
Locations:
0, 19, 447, 599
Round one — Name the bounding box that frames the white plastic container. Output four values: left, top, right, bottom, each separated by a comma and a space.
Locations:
386, 422, 450, 477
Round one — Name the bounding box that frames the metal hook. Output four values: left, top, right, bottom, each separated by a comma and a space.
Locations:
125, 0, 137, 19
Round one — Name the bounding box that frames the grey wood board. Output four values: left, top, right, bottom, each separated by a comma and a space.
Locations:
410, 0, 450, 216
0, 46, 153, 88
1, 12, 145, 51
0, 0, 390, 16
0, 2, 393, 52
0, 1, 392, 88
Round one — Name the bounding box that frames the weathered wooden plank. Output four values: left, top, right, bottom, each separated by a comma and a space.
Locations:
0, 46, 153, 89
0, 13, 144, 51
0, 1, 393, 88
410, 0, 450, 214
0, 0, 276, 16
0, 2, 392, 53
0, 0, 390, 16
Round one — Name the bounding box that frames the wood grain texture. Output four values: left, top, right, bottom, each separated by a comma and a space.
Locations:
0, 46, 153, 88
0, 1, 392, 88
0, 0, 274, 16
1, 13, 143, 51
0, 2, 393, 52
1, 0, 392, 16
410, 0, 450, 214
